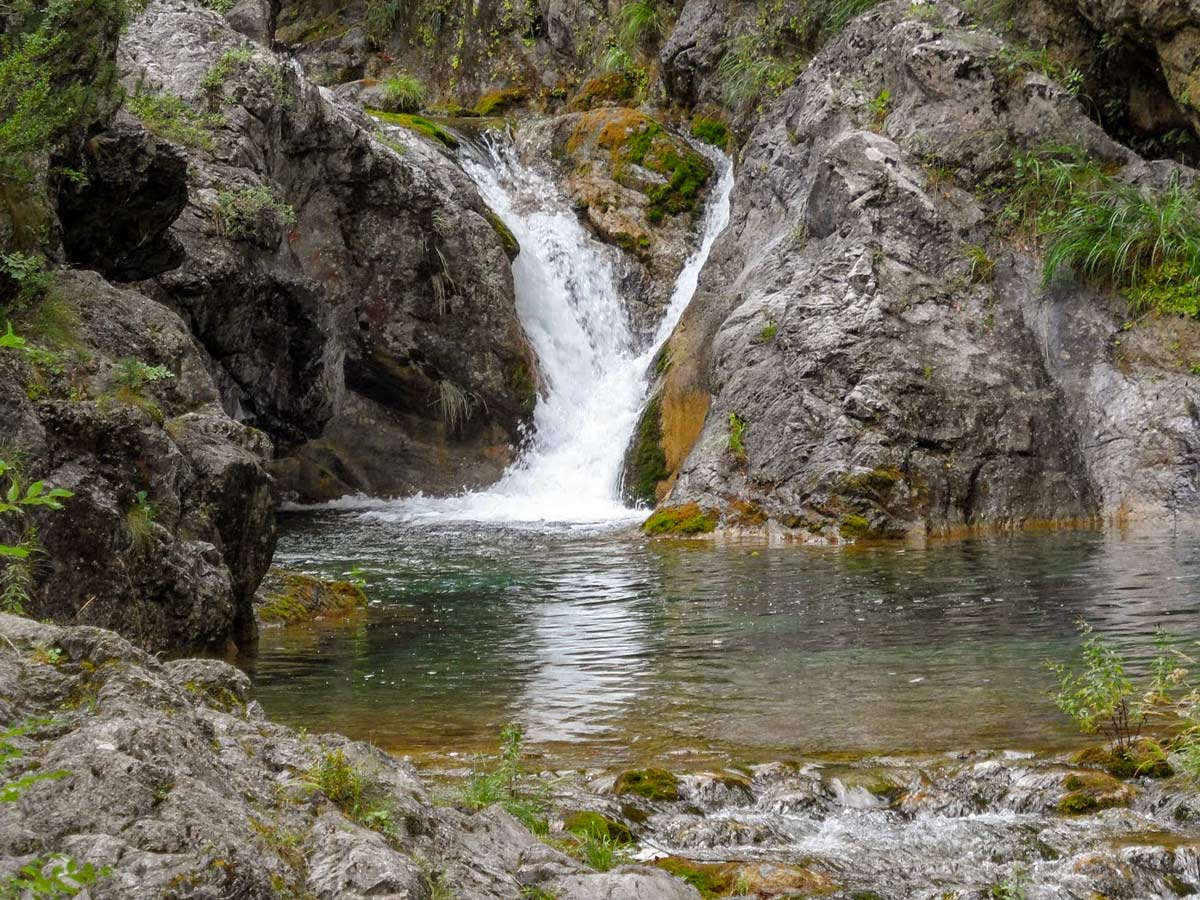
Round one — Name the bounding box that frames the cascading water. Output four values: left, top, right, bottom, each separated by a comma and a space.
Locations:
374, 133, 733, 526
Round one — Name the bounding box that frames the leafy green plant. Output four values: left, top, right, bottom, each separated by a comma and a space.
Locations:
988, 865, 1030, 900
113, 358, 173, 398
1, 720, 105, 897
381, 74, 425, 111
759, 320, 778, 342
0, 252, 52, 316
305, 747, 399, 837
215, 185, 297, 242
616, 0, 665, 47
868, 88, 891, 128
0, 459, 72, 615
727, 413, 747, 459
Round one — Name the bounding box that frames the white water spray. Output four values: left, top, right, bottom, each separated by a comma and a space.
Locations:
371, 134, 733, 526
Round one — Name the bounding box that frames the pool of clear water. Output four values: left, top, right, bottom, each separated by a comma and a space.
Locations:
245, 516, 1200, 769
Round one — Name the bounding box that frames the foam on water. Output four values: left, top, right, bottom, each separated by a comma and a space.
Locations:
356, 133, 733, 527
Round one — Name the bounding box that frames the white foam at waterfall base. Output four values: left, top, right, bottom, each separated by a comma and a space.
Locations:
366, 136, 733, 527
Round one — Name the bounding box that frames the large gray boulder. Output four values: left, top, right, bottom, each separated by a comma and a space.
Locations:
639, 1, 1200, 537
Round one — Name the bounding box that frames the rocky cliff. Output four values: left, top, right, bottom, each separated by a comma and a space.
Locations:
632, 0, 1200, 538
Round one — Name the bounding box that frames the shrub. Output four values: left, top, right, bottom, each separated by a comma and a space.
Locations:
381, 73, 425, 112
216, 185, 296, 242
201, 46, 254, 97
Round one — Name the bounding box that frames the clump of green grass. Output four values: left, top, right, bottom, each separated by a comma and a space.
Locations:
715, 35, 796, 108
126, 490, 156, 553
306, 748, 399, 837
577, 831, 630, 872
617, 0, 665, 47
759, 320, 778, 342
365, 0, 406, 43
458, 725, 549, 834
1007, 147, 1200, 317
727, 412, 747, 458
381, 73, 424, 112
963, 243, 995, 283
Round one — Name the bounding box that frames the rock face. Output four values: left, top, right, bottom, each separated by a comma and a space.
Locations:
0, 614, 701, 900
0, 271, 275, 653
637, 1, 1200, 537
515, 108, 716, 342
119, 0, 540, 501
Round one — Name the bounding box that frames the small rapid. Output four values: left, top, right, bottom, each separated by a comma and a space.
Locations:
364, 132, 733, 526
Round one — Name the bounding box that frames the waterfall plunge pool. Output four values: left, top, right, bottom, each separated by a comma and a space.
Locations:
246, 518, 1200, 769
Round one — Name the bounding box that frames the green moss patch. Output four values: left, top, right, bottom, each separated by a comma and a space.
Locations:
655, 858, 733, 898
628, 396, 668, 506
642, 503, 718, 536
368, 110, 458, 148
1072, 741, 1173, 779
690, 117, 729, 150
485, 208, 519, 256
475, 87, 526, 116
613, 768, 680, 801
1057, 770, 1135, 815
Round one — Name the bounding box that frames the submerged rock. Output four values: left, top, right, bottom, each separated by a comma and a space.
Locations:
254, 567, 367, 624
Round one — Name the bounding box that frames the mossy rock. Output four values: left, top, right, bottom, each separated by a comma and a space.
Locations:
654, 858, 834, 899
563, 810, 634, 844
567, 109, 711, 224
569, 72, 638, 110
368, 110, 458, 148
256, 567, 367, 624
690, 117, 729, 150
484, 209, 520, 258
475, 87, 526, 116
1072, 741, 1173, 779
613, 768, 680, 801
642, 503, 718, 536
626, 395, 668, 506
1057, 770, 1136, 814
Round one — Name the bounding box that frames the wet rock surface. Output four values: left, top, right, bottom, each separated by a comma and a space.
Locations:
646, 0, 1200, 538
0, 614, 703, 900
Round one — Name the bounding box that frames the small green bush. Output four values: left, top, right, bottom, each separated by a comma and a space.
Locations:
216, 185, 297, 241
458, 725, 549, 833
202, 46, 254, 96
0, 252, 52, 317
381, 73, 425, 111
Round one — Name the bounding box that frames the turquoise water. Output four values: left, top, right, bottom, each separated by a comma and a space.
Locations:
246, 518, 1200, 768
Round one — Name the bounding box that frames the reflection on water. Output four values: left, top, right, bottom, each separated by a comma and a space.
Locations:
244, 518, 1200, 767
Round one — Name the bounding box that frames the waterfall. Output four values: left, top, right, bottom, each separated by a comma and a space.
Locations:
375, 133, 734, 526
